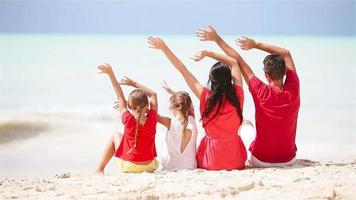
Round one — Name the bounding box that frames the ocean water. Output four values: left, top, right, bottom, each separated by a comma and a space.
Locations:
0, 34, 355, 178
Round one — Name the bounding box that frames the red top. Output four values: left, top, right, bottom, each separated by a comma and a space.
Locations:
115, 109, 158, 162
196, 85, 247, 170
248, 69, 300, 163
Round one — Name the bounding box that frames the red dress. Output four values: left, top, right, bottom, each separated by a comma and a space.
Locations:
248, 69, 300, 163
196, 85, 247, 170
115, 109, 158, 162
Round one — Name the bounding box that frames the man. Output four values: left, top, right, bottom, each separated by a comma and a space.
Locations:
196, 26, 300, 167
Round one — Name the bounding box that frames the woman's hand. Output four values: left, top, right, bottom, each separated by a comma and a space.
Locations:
147, 36, 168, 50
236, 36, 257, 50
190, 50, 208, 62
97, 63, 114, 75
196, 25, 219, 42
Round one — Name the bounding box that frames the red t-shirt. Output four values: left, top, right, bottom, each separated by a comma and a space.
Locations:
197, 85, 247, 170
248, 69, 300, 163
115, 109, 158, 162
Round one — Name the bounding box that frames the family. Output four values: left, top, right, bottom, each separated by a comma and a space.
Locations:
93, 26, 300, 174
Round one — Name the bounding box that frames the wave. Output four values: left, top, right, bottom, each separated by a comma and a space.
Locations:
1, 106, 119, 121
0, 120, 49, 144
0, 106, 121, 144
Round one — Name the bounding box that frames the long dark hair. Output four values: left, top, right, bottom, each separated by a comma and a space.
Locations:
201, 62, 243, 125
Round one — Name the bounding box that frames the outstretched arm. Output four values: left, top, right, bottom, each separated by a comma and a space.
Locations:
148, 37, 204, 98
98, 64, 127, 114
157, 81, 174, 129
120, 76, 157, 111
162, 80, 177, 96
237, 36, 296, 71
196, 26, 255, 83
191, 50, 243, 86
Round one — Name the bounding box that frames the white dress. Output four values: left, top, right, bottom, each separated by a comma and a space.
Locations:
161, 116, 198, 171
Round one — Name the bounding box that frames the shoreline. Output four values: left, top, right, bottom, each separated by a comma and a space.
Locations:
1, 159, 355, 200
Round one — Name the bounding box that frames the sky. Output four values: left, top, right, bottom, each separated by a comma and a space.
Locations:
0, 0, 355, 35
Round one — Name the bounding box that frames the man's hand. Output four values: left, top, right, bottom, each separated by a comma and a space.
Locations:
236, 36, 257, 50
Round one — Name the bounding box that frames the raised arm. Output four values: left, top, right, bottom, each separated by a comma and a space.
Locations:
163, 80, 195, 118
191, 50, 243, 86
148, 36, 204, 99
98, 64, 127, 114
237, 36, 296, 71
162, 80, 177, 96
196, 26, 255, 82
120, 76, 157, 111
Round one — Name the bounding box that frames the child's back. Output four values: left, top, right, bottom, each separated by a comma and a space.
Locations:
115, 109, 158, 163
94, 65, 159, 174
163, 115, 198, 171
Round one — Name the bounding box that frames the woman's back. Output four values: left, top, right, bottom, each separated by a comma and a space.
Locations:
197, 85, 247, 170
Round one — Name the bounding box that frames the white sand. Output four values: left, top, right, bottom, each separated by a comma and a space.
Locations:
1, 159, 355, 200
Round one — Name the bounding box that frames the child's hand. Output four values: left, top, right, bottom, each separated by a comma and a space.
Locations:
113, 100, 126, 110
236, 36, 257, 50
113, 101, 119, 110
147, 36, 168, 50
98, 63, 113, 74
190, 50, 208, 62
196, 25, 218, 42
162, 80, 175, 95
120, 76, 136, 87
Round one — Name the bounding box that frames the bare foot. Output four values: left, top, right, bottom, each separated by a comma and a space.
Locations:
92, 170, 104, 175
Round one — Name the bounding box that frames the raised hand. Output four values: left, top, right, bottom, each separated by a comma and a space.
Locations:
162, 80, 176, 95
113, 99, 128, 109
98, 63, 114, 74
236, 36, 257, 50
196, 25, 218, 41
190, 50, 208, 62
120, 76, 136, 87
147, 36, 168, 50
113, 101, 120, 110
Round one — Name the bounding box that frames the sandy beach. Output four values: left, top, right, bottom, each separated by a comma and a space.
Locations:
1, 159, 355, 200
1, 1, 355, 199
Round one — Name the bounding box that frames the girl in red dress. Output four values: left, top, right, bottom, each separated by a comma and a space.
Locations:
94, 64, 159, 174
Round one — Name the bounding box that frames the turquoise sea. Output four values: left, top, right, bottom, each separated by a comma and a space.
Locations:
0, 34, 355, 178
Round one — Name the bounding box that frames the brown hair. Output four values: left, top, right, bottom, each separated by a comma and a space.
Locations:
127, 89, 149, 152
170, 91, 192, 131
263, 54, 286, 80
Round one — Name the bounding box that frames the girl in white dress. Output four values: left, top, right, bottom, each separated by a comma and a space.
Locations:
158, 81, 198, 171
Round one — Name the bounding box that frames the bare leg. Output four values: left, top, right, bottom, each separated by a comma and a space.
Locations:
93, 132, 123, 174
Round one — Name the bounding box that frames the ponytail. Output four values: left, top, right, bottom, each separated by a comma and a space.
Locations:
126, 107, 144, 154
169, 91, 192, 133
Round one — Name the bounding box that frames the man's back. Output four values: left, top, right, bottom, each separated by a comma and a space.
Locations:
248, 69, 300, 163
